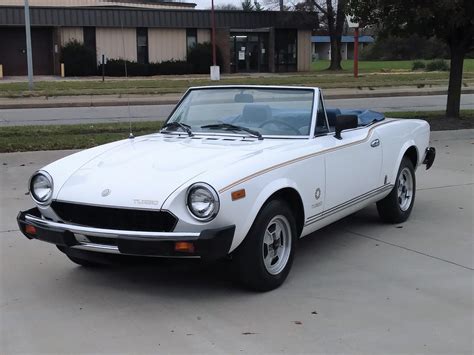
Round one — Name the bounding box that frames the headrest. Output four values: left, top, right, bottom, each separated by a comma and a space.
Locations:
242, 104, 272, 123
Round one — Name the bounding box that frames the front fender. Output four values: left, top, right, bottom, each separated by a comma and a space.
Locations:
390, 140, 418, 181
226, 177, 300, 252
160, 175, 302, 253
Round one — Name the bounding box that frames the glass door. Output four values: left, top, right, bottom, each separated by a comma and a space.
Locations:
230, 33, 269, 73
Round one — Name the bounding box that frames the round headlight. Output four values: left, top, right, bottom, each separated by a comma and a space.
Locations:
186, 183, 219, 221
29, 171, 53, 205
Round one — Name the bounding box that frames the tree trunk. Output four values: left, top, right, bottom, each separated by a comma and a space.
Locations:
446, 44, 465, 118
328, 0, 346, 71
328, 37, 342, 70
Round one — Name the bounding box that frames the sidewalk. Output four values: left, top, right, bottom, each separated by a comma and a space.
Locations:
0, 85, 472, 109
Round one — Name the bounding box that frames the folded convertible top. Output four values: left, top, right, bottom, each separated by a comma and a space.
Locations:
326, 108, 385, 126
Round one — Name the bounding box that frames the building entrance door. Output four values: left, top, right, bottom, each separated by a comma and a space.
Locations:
0, 27, 54, 76
230, 32, 268, 73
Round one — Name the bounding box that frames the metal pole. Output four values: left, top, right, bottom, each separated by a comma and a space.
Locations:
354, 27, 359, 78
102, 54, 105, 82
211, 0, 217, 66
24, 0, 34, 90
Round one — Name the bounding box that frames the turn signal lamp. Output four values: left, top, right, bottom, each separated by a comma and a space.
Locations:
231, 189, 246, 201
174, 241, 195, 253
25, 224, 37, 236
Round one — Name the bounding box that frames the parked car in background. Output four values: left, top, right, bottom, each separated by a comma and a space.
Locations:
18, 86, 436, 291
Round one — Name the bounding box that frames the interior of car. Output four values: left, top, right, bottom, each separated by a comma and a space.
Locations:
228, 104, 385, 136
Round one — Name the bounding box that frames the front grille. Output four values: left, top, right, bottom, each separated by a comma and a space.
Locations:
51, 201, 177, 232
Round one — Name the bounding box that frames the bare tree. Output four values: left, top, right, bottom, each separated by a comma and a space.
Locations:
242, 0, 255, 11
312, 0, 347, 70
255, 1, 265, 11
213, 3, 239, 10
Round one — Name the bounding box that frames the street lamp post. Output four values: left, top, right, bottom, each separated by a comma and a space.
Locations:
354, 26, 359, 78
24, 0, 34, 90
210, 0, 220, 80
211, 0, 216, 66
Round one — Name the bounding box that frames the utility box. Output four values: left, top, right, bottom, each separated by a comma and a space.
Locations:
210, 66, 220, 81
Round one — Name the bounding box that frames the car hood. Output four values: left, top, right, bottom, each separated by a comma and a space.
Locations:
54, 134, 290, 209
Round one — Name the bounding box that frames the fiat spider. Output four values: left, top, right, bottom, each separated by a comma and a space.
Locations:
17, 86, 436, 291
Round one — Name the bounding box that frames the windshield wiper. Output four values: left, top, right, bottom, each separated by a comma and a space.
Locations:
161, 122, 193, 137
201, 123, 263, 140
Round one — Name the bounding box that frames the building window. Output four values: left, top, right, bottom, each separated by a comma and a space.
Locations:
275, 29, 297, 72
83, 27, 96, 54
186, 28, 197, 54
136, 28, 148, 64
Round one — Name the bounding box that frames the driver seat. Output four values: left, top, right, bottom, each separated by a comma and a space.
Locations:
241, 104, 272, 125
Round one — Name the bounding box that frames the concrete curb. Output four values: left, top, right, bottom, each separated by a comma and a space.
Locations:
0, 99, 178, 109
0, 89, 472, 109
325, 89, 474, 99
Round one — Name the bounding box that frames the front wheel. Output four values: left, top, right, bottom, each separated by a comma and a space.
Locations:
233, 199, 296, 292
377, 157, 416, 223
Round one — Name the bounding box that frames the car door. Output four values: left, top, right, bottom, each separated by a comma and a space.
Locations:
320, 104, 383, 212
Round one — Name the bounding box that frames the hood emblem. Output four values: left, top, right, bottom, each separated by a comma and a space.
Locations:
101, 189, 111, 197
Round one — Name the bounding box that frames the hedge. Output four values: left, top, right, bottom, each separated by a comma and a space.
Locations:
62, 40, 224, 76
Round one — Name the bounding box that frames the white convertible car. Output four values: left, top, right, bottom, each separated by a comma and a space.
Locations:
18, 86, 436, 291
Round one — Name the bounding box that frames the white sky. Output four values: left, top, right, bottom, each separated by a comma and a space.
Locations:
191, 0, 279, 10
192, 0, 241, 9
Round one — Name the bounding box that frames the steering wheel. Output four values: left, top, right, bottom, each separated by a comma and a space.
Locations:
258, 120, 300, 135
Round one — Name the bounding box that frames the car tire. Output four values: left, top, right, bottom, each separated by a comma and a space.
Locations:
377, 157, 416, 223
233, 199, 297, 292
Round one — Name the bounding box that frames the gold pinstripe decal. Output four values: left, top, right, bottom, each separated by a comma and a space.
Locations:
218, 120, 396, 194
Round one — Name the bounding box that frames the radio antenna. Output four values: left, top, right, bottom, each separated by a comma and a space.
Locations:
119, 12, 134, 139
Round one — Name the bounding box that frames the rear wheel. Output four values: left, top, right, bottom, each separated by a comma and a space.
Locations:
377, 157, 416, 223
233, 199, 296, 292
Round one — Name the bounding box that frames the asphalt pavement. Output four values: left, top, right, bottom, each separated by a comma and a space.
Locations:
0, 129, 472, 354
1, 94, 473, 126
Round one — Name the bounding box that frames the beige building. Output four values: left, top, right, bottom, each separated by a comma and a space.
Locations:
0, 1, 317, 76
312, 35, 374, 60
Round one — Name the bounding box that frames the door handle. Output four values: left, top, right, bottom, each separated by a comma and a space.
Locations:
370, 139, 380, 147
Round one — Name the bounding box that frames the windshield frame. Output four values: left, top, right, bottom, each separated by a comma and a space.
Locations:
163, 85, 319, 140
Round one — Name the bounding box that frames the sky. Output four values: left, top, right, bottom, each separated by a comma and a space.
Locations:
192, 0, 239, 9
191, 0, 280, 10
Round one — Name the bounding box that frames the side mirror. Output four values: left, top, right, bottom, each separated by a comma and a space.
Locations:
334, 114, 358, 139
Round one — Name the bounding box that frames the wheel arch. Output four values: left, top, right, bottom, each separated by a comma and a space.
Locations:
229, 179, 305, 252
390, 141, 419, 183
264, 187, 305, 238
404, 145, 419, 169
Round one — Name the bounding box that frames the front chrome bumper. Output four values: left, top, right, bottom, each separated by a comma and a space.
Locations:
17, 208, 235, 259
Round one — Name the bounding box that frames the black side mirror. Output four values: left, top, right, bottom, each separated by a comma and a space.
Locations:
334, 114, 358, 139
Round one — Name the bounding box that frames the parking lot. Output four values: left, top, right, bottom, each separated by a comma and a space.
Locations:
1, 129, 472, 354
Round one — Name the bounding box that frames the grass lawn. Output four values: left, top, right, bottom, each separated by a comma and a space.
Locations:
312, 59, 474, 73
0, 121, 162, 153
0, 110, 472, 152
1, 71, 472, 98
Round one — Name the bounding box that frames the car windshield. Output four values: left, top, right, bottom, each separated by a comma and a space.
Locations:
166, 87, 315, 137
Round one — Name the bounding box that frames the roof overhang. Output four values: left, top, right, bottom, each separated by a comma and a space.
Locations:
0, 6, 318, 29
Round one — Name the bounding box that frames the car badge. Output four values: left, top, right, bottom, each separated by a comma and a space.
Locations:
101, 189, 111, 197
315, 188, 321, 200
